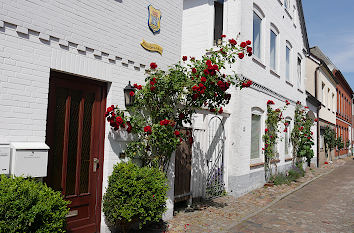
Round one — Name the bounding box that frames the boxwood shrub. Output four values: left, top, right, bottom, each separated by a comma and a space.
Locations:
0, 175, 70, 232
103, 162, 168, 232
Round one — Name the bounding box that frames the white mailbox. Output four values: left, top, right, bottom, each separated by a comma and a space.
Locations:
10, 142, 50, 177
0, 144, 10, 174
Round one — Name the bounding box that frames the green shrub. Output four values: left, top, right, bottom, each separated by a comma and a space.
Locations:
0, 175, 70, 232
103, 162, 168, 232
270, 166, 305, 186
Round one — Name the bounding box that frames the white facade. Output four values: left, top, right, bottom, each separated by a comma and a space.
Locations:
182, 0, 308, 197
0, 0, 183, 232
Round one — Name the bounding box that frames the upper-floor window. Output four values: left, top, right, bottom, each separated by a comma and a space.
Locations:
284, 0, 290, 10
297, 57, 302, 88
322, 83, 326, 105
253, 11, 262, 59
285, 45, 291, 81
327, 88, 330, 108
213, 0, 224, 45
270, 28, 278, 71
332, 93, 335, 112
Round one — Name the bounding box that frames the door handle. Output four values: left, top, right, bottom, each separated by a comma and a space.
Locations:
93, 158, 99, 172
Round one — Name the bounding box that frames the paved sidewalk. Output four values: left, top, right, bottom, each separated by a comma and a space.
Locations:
164, 158, 350, 233
228, 159, 354, 233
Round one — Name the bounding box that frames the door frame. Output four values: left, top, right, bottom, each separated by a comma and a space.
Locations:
46, 70, 107, 232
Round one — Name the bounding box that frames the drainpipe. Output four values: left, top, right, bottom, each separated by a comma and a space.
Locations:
315, 65, 321, 168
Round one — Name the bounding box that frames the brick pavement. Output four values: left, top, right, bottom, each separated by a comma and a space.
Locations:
162, 158, 349, 233
228, 159, 354, 233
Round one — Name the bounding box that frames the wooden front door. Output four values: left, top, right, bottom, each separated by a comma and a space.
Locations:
174, 129, 192, 202
45, 71, 106, 233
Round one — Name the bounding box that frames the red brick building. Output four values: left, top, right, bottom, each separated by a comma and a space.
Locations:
334, 70, 353, 157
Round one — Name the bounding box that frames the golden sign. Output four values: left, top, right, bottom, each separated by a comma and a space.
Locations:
141, 39, 163, 55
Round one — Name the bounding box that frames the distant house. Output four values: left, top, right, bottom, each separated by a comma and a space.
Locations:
181, 0, 310, 198
306, 47, 338, 163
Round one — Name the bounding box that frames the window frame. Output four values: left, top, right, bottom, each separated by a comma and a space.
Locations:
285, 41, 292, 82
250, 107, 264, 164
253, 4, 265, 61
297, 55, 302, 88
269, 23, 279, 72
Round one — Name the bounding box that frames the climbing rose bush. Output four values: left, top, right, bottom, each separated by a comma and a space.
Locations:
263, 100, 288, 181
106, 36, 252, 172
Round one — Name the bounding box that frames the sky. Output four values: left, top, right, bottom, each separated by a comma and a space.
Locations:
302, 0, 354, 91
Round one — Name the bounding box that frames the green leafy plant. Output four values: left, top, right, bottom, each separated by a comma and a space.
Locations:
263, 100, 288, 181
105, 37, 253, 172
323, 126, 336, 161
336, 137, 344, 157
270, 166, 305, 185
290, 102, 315, 166
0, 175, 70, 233
103, 162, 168, 233
346, 139, 350, 149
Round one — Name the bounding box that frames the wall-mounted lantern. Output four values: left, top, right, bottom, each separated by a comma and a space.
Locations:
124, 81, 135, 107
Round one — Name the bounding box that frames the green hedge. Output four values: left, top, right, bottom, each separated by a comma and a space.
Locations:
0, 175, 70, 232
103, 162, 168, 232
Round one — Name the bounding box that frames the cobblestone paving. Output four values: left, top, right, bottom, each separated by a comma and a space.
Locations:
163, 158, 350, 233
228, 159, 354, 233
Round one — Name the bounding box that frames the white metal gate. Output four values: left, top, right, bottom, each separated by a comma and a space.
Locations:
205, 116, 225, 198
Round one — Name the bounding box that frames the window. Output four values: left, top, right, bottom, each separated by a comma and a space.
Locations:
332, 93, 335, 112
253, 12, 262, 59
251, 114, 261, 159
213, 0, 224, 45
322, 83, 325, 105
286, 46, 291, 81
327, 88, 330, 108
270, 29, 277, 71
284, 0, 290, 10
297, 57, 301, 87
284, 119, 291, 156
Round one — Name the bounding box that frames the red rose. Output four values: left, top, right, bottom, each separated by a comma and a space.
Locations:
116, 116, 123, 125
311, 132, 313, 135
305, 106, 309, 109
144, 125, 152, 134
221, 35, 226, 38
246, 40, 252, 45
267, 100, 275, 105
137, 85, 142, 90
174, 130, 180, 137
150, 62, 157, 69
192, 93, 199, 100
265, 128, 269, 132
285, 100, 290, 105
238, 53, 244, 59
218, 107, 223, 114
240, 42, 247, 48
192, 68, 197, 74
314, 118, 318, 122
307, 136, 311, 140
150, 86, 156, 91
206, 60, 212, 66
248, 52, 253, 56
190, 57, 195, 61
129, 91, 135, 96
247, 47, 252, 53
229, 39, 237, 45
182, 56, 188, 61
107, 107, 113, 112
210, 108, 216, 112
201, 76, 207, 82
179, 113, 185, 119
284, 128, 288, 132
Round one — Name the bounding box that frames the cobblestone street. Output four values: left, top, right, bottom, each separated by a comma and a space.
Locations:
229, 159, 354, 233
161, 158, 352, 233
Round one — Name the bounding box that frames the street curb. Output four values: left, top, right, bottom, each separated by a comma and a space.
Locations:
224, 165, 341, 232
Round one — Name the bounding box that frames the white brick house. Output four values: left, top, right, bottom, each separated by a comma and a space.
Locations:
182, 0, 310, 198
0, 1, 183, 232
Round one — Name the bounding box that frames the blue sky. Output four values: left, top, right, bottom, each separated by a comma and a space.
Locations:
302, 0, 354, 90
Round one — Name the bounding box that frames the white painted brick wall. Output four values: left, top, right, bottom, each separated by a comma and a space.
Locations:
182, 0, 308, 194
0, 1, 183, 231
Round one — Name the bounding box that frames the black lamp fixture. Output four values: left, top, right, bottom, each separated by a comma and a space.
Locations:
124, 81, 135, 107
